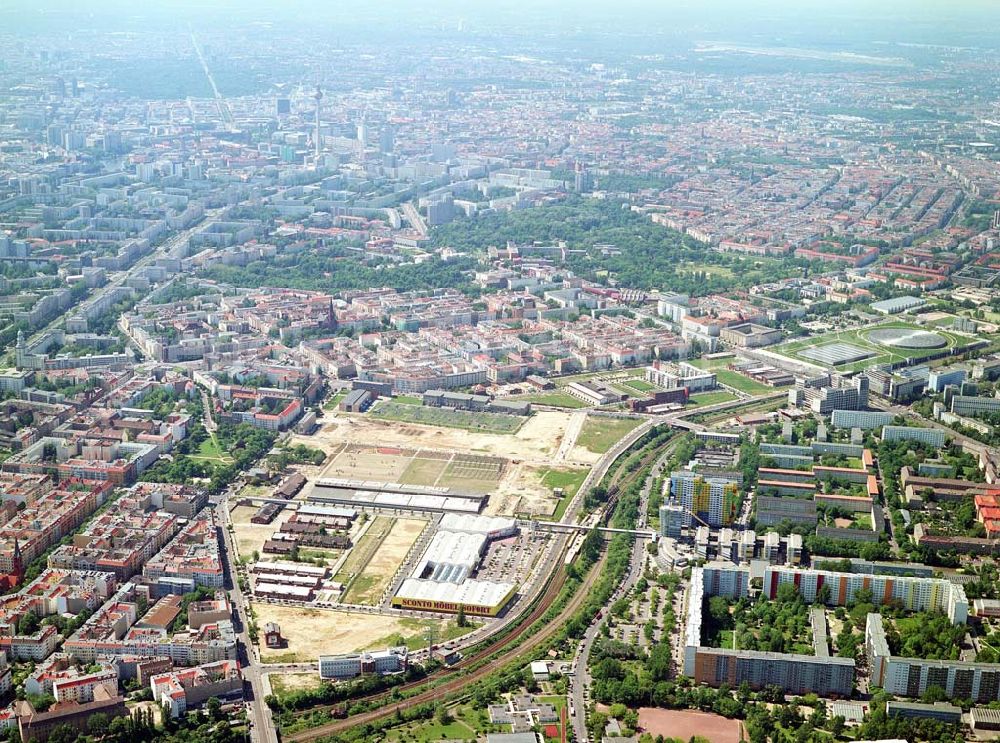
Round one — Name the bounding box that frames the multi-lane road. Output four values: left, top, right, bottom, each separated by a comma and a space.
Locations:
218, 487, 279, 743
568, 439, 678, 743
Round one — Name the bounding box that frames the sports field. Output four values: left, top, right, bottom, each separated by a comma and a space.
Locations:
340, 517, 426, 605
370, 401, 526, 434
321, 443, 507, 494
773, 320, 980, 372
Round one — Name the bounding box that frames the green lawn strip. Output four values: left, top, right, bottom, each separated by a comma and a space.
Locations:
365, 619, 476, 653
510, 392, 588, 409
575, 416, 642, 454
623, 378, 656, 392
334, 516, 394, 588
340, 573, 381, 604
713, 369, 774, 395
538, 694, 568, 716
383, 716, 477, 742
323, 390, 349, 410
196, 433, 235, 463
688, 390, 738, 407
538, 467, 589, 521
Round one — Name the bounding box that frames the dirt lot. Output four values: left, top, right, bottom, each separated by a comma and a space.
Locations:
267, 672, 323, 697
290, 409, 583, 466
638, 709, 743, 743
230, 504, 295, 560
341, 518, 426, 605
253, 604, 448, 661
319, 445, 505, 494
288, 410, 595, 515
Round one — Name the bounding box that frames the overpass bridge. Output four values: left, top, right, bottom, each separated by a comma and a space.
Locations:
521, 519, 656, 539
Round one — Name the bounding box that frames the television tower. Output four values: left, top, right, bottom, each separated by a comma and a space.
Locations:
313, 86, 323, 160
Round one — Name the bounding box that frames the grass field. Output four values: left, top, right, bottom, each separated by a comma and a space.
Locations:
623, 378, 656, 392
684, 356, 773, 395
371, 401, 526, 434
335, 516, 394, 589
383, 703, 485, 742
392, 395, 423, 405
713, 369, 776, 395
190, 433, 235, 464
773, 320, 981, 372
340, 518, 426, 605
269, 673, 323, 698
511, 391, 589, 409
689, 390, 739, 406
365, 617, 476, 652
575, 416, 642, 454
323, 389, 349, 410
538, 467, 589, 520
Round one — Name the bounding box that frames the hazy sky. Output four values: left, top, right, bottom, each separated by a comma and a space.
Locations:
4, 1, 999, 54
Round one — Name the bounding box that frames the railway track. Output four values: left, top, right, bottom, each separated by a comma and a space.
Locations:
284, 557, 602, 742
283, 430, 672, 742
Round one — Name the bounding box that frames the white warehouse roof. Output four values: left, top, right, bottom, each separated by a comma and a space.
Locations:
396, 578, 515, 609
439, 513, 517, 535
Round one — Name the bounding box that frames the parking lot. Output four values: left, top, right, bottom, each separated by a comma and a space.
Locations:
475, 528, 549, 584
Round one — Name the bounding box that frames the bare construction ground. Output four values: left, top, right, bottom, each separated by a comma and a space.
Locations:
340, 517, 427, 605
230, 504, 294, 560
253, 604, 450, 662
267, 672, 324, 697
286, 410, 598, 516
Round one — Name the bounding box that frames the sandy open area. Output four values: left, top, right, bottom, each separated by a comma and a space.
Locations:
267, 672, 323, 696
638, 709, 743, 743
487, 462, 559, 516
230, 504, 295, 560
290, 409, 585, 465
341, 517, 426, 604
253, 604, 447, 661
287, 410, 597, 516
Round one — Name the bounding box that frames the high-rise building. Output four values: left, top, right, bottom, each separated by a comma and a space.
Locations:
658, 501, 685, 538
379, 125, 395, 154
669, 472, 740, 527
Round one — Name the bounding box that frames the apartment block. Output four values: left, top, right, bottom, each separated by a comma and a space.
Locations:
142, 511, 223, 589
318, 647, 408, 680
669, 472, 740, 527
868, 613, 1000, 703
830, 409, 894, 430
881, 425, 947, 448
151, 659, 242, 717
